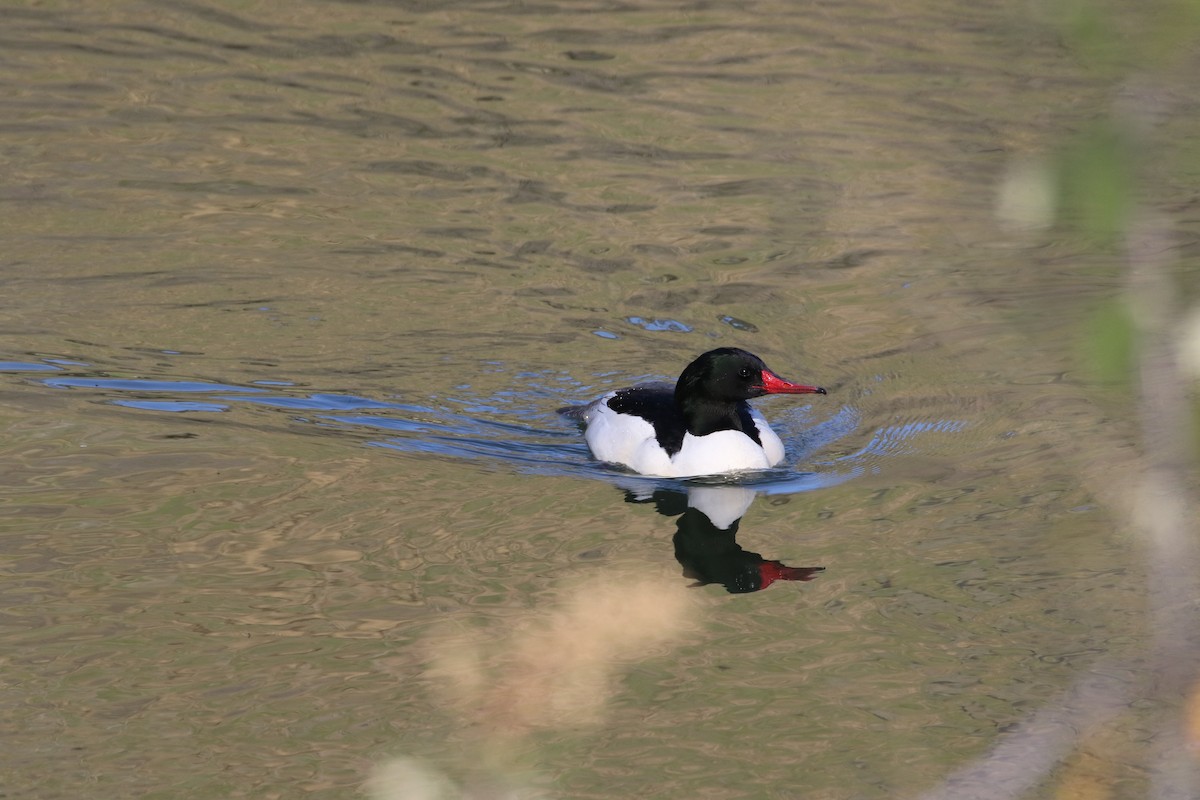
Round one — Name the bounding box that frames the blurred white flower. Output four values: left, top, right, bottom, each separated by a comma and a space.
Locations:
366, 757, 459, 800
996, 156, 1056, 231
1178, 306, 1200, 380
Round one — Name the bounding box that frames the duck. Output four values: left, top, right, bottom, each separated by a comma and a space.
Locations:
559, 347, 826, 477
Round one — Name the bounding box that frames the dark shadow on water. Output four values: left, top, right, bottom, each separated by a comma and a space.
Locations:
624, 483, 825, 594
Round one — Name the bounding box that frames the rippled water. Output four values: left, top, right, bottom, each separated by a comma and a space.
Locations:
2, 1, 1191, 798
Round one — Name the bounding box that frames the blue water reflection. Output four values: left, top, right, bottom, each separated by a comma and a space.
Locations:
17, 355, 976, 591
44, 377, 264, 393
0, 361, 64, 372
23, 357, 964, 502
113, 400, 231, 412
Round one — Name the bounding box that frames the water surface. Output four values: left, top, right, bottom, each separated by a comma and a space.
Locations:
1, 2, 1185, 798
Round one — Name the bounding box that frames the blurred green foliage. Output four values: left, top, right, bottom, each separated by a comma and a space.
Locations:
1085, 298, 1135, 385
1056, 121, 1134, 247
1050, 0, 1200, 385
1058, 0, 1200, 71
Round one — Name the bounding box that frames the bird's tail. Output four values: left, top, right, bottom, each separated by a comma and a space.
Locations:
556, 402, 590, 422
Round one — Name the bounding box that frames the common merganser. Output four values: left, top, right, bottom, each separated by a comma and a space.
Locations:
560, 348, 826, 477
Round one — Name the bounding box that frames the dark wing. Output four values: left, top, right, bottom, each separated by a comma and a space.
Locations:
607, 382, 687, 457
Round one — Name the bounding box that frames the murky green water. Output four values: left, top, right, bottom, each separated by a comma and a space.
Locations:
2, 1, 1195, 798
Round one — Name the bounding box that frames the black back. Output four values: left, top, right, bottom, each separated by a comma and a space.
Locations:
606, 351, 766, 458
607, 384, 690, 456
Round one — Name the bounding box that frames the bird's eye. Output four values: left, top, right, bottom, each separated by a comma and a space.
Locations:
739, 368, 753, 379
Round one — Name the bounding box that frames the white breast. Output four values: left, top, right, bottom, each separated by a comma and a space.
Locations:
665, 429, 777, 477
582, 397, 786, 478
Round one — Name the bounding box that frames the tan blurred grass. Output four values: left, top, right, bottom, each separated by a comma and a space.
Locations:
368, 568, 699, 799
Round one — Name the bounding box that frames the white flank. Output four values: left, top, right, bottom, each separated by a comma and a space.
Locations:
582, 395, 786, 478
